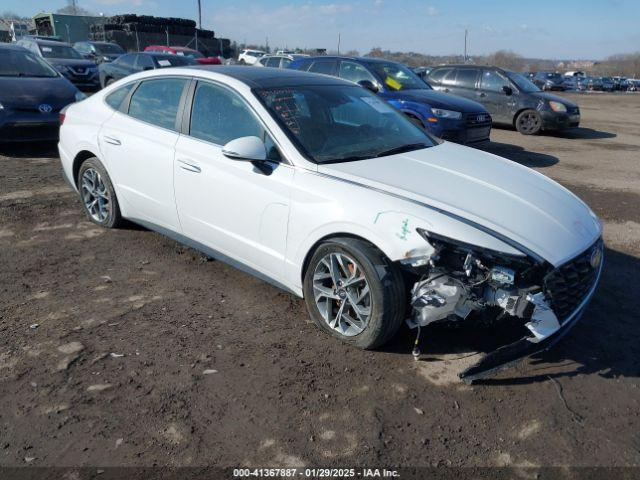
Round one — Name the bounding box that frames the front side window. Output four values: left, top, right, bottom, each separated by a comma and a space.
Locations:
364, 61, 430, 91
190, 81, 263, 146
38, 44, 83, 59
481, 69, 508, 92
338, 61, 377, 85
308, 60, 336, 76
427, 68, 451, 84
0, 49, 58, 78
105, 83, 134, 110
128, 78, 187, 130
115, 54, 135, 67
257, 85, 435, 164
134, 54, 154, 70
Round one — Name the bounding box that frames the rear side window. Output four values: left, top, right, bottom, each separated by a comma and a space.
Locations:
266, 57, 281, 68
128, 78, 187, 130
428, 68, 451, 84
189, 81, 263, 145
116, 54, 135, 67
105, 83, 134, 110
455, 68, 479, 88
308, 60, 336, 76
134, 54, 154, 70
292, 58, 313, 71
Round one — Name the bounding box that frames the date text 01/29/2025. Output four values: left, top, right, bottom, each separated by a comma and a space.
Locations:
232, 468, 400, 477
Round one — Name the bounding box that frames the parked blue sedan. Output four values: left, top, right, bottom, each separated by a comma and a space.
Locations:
288, 56, 492, 146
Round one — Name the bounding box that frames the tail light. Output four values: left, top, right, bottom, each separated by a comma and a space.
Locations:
59, 106, 68, 125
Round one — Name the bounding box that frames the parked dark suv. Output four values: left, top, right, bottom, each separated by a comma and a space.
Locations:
426, 65, 580, 135
16, 38, 99, 90
73, 41, 125, 64
288, 56, 492, 146
531, 71, 566, 91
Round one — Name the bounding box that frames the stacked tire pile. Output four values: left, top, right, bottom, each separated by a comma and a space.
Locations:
89, 14, 232, 58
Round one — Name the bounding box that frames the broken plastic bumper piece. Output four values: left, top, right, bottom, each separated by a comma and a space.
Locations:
458, 259, 603, 384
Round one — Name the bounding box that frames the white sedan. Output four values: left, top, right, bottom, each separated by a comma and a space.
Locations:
58, 66, 603, 382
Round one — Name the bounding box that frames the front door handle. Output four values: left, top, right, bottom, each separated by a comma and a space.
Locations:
177, 159, 201, 173
443, 88, 450, 93
103, 135, 121, 146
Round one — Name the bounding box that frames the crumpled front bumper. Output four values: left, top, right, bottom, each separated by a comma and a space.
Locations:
458, 255, 603, 384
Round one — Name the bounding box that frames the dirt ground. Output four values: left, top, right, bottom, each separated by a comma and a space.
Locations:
1, 92, 639, 471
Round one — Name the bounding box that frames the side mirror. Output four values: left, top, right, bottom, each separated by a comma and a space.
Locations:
222, 136, 267, 162
502, 85, 513, 96
358, 80, 379, 93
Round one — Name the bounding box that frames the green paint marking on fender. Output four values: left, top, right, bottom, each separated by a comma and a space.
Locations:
397, 218, 410, 241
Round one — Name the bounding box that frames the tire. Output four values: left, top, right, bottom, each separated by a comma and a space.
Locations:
303, 237, 405, 349
77, 157, 123, 229
515, 109, 542, 135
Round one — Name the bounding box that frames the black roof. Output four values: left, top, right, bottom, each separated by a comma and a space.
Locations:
188, 65, 352, 88
23, 38, 73, 47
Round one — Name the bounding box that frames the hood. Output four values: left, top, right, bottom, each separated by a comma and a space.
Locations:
530, 91, 578, 107
0, 76, 78, 110
318, 142, 601, 266
99, 54, 121, 62
47, 58, 97, 68
380, 89, 488, 113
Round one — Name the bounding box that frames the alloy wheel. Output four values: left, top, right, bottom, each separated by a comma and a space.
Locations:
518, 112, 541, 134
312, 252, 371, 336
81, 168, 111, 223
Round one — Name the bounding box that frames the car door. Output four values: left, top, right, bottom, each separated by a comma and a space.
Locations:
448, 67, 480, 101
174, 80, 294, 279
479, 68, 513, 123
99, 77, 189, 231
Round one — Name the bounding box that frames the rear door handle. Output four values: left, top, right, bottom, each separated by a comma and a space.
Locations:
177, 159, 201, 173
103, 135, 121, 146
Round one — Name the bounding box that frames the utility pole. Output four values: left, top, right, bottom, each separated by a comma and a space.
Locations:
337, 33, 341, 54
464, 29, 468, 63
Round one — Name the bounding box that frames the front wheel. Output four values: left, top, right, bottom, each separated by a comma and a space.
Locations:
303, 238, 405, 349
515, 109, 542, 135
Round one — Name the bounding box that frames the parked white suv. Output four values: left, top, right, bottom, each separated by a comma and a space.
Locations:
237, 49, 266, 65
58, 67, 603, 382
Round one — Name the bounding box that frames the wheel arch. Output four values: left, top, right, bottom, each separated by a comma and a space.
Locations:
72, 150, 99, 187
300, 232, 392, 284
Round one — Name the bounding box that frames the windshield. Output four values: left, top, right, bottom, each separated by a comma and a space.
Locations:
95, 43, 124, 55
39, 44, 84, 59
505, 72, 540, 92
0, 49, 58, 78
257, 85, 436, 164
365, 61, 432, 91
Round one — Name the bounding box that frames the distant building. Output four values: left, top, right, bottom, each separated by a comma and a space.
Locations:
32, 12, 105, 44
0, 18, 34, 41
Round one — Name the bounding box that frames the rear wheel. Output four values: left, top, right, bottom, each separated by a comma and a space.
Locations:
303, 237, 405, 349
77, 157, 123, 229
515, 109, 542, 135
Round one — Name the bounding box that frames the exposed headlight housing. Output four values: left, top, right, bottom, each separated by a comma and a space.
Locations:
430, 108, 462, 120
549, 101, 567, 113
0, 102, 4, 111
75, 91, 87, 102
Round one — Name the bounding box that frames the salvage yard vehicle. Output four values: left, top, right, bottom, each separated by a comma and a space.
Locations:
98, 52, 198, 88
256, 54, 308, 69
531, 71, 566, 91
143, 45, 222, 65
73, 41, 125, 64
16, 38, 100, 90
427, 65, 581, 135
0, 43, 83, 143
238, 49, 266, 65
58, 67, 603, 382
289, 56, 492, 146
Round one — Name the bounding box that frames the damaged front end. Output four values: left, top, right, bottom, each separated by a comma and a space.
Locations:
401, 229, 604, 383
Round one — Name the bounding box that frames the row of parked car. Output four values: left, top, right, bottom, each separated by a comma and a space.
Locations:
526, 71, 637, 92
1, 34, 591, 146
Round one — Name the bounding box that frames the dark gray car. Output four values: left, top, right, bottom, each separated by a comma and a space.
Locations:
73, 41, 125, 64
427, 65, 580, 135
0, 44, 81, 143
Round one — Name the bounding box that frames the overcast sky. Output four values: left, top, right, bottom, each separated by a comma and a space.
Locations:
5, 0, 639, 59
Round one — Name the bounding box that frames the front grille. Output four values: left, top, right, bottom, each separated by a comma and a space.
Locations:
465, 112, 492, 128
543, 239, 602, 322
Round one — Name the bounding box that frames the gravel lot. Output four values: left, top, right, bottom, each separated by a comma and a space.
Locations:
1, 92, 639, 470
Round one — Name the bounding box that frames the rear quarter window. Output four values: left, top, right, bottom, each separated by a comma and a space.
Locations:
105, 83, 135, 110
127, 78, 188, 130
